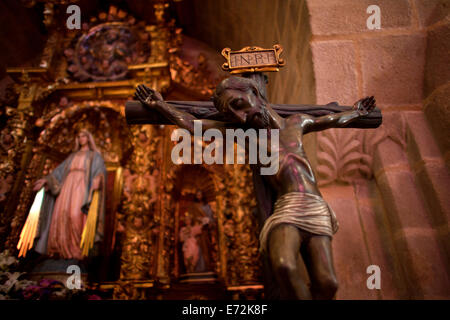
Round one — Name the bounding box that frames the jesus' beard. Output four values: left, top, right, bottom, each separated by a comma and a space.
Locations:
249, 104, 271, 129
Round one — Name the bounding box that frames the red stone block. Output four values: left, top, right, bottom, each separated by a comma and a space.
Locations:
322, 185, 378, 300
373, 138, 409, 172
404, 111, 444, 161
425, 21, 450, 96
423, 84, 450, 165
353, 180, 403, 299
404, 111, 450, 225
415, 163, 450, 224
311, 40, 359, 105
360, 34, 426, 105
399, 228, 450, 298
414, 0, 450, 27
375, 164, 433, 230
307, 0, 412, 36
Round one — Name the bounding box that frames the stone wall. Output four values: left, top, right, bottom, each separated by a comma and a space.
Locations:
307, 0, 449, 299
422, 1, 450, 167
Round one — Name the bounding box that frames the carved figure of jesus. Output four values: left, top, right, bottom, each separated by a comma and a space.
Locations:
135, 73, 376, 299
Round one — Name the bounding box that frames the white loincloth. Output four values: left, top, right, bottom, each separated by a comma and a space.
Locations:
259, 192, 339, 254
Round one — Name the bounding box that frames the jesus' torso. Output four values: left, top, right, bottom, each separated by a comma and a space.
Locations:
259, 114, 321, 198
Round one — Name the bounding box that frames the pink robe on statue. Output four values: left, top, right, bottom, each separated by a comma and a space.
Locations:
180, 223, 203, 272
47, 151, 89, 260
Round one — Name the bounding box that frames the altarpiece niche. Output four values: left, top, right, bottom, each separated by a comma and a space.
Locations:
2, 2, 263, 299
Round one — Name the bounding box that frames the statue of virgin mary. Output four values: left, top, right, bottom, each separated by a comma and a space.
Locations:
19, 129, 107, 260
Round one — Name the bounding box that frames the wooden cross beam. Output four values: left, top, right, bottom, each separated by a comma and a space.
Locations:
125, 100, 382, 128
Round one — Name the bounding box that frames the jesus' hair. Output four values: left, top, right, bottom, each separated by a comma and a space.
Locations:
212, 76, 268, 113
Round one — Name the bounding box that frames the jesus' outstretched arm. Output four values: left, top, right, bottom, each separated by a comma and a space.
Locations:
135, 84, 227, 134
303, 96, 376, 133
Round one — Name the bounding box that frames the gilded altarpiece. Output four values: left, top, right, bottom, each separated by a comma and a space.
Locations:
0, 2, 263, 299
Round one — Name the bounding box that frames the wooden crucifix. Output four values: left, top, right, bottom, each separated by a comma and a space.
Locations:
126, 45, 381, 127
126, 45, 382, 300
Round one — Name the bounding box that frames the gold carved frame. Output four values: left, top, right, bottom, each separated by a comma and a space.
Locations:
221, 44, 285, 74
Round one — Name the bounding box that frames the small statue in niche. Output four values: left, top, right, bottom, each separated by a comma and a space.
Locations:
179, 212, 207, 274
186, 190, 216, 272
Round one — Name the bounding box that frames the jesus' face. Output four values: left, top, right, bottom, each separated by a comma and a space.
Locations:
213, 76, 272, 129
223, 87, 270, 129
